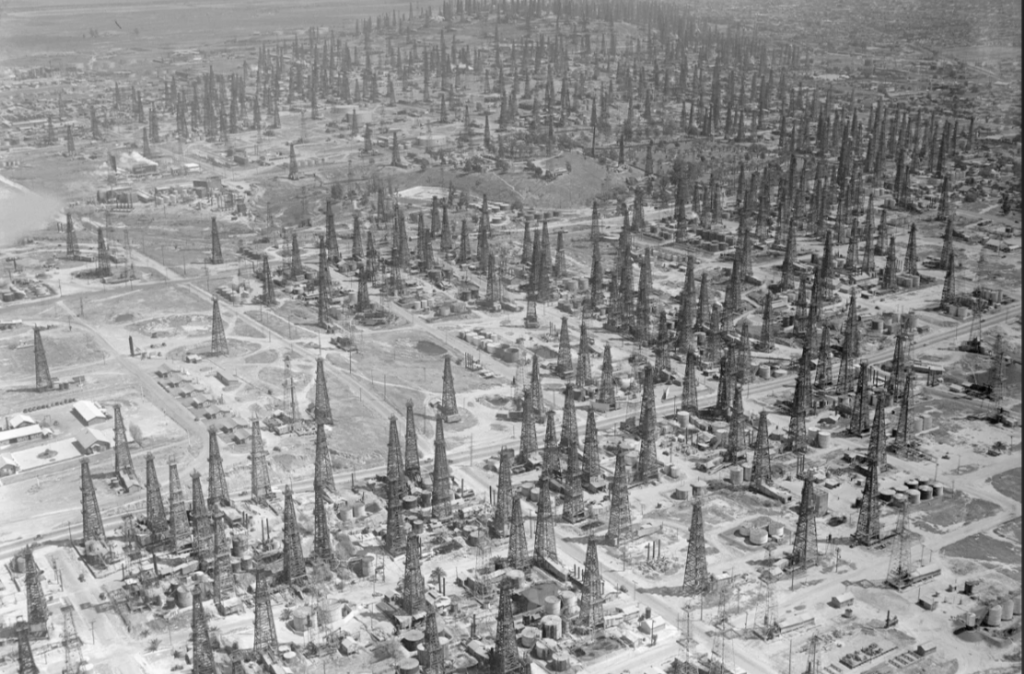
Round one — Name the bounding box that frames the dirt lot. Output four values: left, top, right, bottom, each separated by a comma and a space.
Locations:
991, 467, 1022, 503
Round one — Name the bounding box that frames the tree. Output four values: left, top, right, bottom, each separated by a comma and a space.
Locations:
430, 565, 447, 589
129, 423, 144, 446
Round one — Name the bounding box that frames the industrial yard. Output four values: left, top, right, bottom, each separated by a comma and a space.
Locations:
0, 1, 1020, 674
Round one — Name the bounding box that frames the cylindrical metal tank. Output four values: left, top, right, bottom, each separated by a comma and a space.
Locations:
13, 556, 25, 574
879, 489, 894, 502
549, 652, 571, 672
817, 430, 832, 448
232, 538, 244, 557
540, 615, 562, 640
985, 604, 1002, 626
560, 591, 578, 616
564, 279, 579, 292
241, 552, 254, 571
175, 585, 192, 608
532, 640, 551, 659
750, 529, 769, 546
742, 464, 752, 481
351, 503, 366, 518
738, 525, 750, 538
919, 485, 933, 500
401, 629, 424, 652
543, 595, 561, 615
965, 612, 977, 629
730, 466, 743, 485
338, 506, 351, 521
1001, 597, 1014, 621
767, 522, 784, 537
905, 479, 919, 490
679, 411, 690, 428
692, 482, 707, 498
893, 492, 906, 505
397, 658, 420, 674
932, 482, 945, 498
290, 607, 310, 631
1014, 595, 1022, 616
320, 602, 344, 625
907, 489, 921, 504
418, 492, 431, 508
519, 626, 541, 648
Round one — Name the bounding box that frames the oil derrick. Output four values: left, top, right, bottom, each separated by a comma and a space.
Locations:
867, 391, 889, 472
145, 453, 168, 544
676, 257, 696, 354
211, 510, 231, 610
314, 421, 336, 494
814, 322, 833, 389
386, 426, 408, 556
538, 220, 553, 301
589, 238, 604, 313
681, 351, 699, 412
939, 216, 955, 269
724, 254, 743, 319
387, 416, 407, 499
423, 609, 445, 674
404, 402, 422, 484
431, 414, 453, 520
780, 220, 796, 289
210, 298, 229, 356
60, 606, 82, 674
210, 217, 224, 264
844, 215, 861, 271
654, 310, 673, 379
33, 327, 52, 391
579, 536, 605, 629
191, 586, 216, 674
355, 268, 371, 312
849, 364, 872, 436
441, 354, 458, 418
324, 199, 339, 262
715, 354, 733, 418
791, 478, 820, 570
794, 275, 809, 334
207, 429, 230, 508
903, 222, 919, 275
506, 492, 531, 573
317, 236, 333, 327
682, 497, 710, 596
882, 236, 898, 290
260, 255, 277, 306
554, 231, 567, 278
110, 404, 135, 481
80, 459, 106, 546
819, 231, 835, 303
65, 214, 80, 258
862, 198, 876, 275
705, 304, 723, 367
23, 549, 47, 632
542, 411, 560, 478
562, 403, 585, 524
836, 297, 859, 393
401, 533, 427, 614
886, 333, 907, 403
725, 383, 748, 464
576, 319, 593, 391
529, 355, 543, 415
635, 248, 653, 345
555, 317, 574, 378
788, 345, 812, 453
805, 634, 822, 674
617, 224, 635, 332
491, 577, 525, 674
491, 446, 514, 537
190, 472, 213, 571
853, 449, 883, 546
583, 408, 601, 486
518, 389, 539, 463
606, 446, 633, 545
534, 476, 559, 564
281, 485, 306, 583
314, 356, 333, 425
250, 420, 272, 504
352, 213, 365, 261
736, 321, 753, 383
597, 343, 617, 409
17, 621, 39, 674
635, 365, 660, 482
291, 233, 304, 278
940, 250, 957, 312
312, 471, 334, 563
750, 411, 773, 492
167, 459, 190, 552
287, 143, 299, 179
96, 227, 112, 277
886, 504, 915, 589
252, 568, 278, 653
559, 385, 580, 463
484, 254, 500, 309
892, 372, 916, 457
754, 574, 780, 640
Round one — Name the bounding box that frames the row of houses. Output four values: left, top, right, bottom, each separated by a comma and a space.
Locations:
155, 364, 251, 443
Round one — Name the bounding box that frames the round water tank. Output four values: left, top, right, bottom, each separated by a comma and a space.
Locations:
290, 607, 310, 631
564, 279, 579, 293
985, 604, 1002, 626
1001, 597, 1014, 621
750, 529, 769, 546
1014, 595, 1022, 616
773, 368, 788, 378
679, 411, 690, 427
907, 489, 921, 504
321, 602, 344, 625
411, 518, 425, 534
730, 466, 743, 485
549, 652, 571, 672
231, 558, 241, 573
397, 658, 420, 674
543, 595, 561, 615
506, 569, 525, 588
742, 464, 752, 482
692, 482, 707, 498
893, 493, 906, 505
506, 347, 520, 363
338, 506, 351, 521
418, 492, 432, 508
560, 591, 578, 616
919, 485, 933, 500
879, 489, 894, 502
175, 585, 192, 608
519, 626, 541, 648
540, 615, 563, 640
965, 612, 977, 629
738, 525, 750, 538
401, 629, 424, 652
905, 479, 919, 490
817, 430, 832, 449
695, 332, 706, 346
532, 640, 551, 659
757, 364, 771, 379
241, 552, 254, 571
767, 522, 784, 537
232, 538, 244, 556
932, 482, 945, 498
351, 503, 366, 518
13, 555, 25, 574
894, 486, 908, 496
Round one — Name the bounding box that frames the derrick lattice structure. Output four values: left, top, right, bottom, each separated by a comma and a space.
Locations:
606, 446, 633, 545
261, 255, 276, 305
211, 511, 231, 610
493, 447, 514, 537
190, 472, 213, 571
145, 453, 168, 545
423, 609, 445, 674
191, 586, 216, 674
561, 392, 585, 523
904, 223, 919, 275
291, 233, 304, 278
682, 498, 710, 596
556, 317, 573, 378
836, 296, 859, 393
868, 391, 889, 472
529, 355, 543, 414
441, 355, 458, 417
579, 536, 605, 629
757, 293, 774, 351
33, 327, 52, 391
893, 372, 917, 457
281, 485, 306, 583
886, 504, 915, 589
491, 578, 525, 674
517, 389, 538, 463
754, 574, 780, 640
405, 402, 422, 483
749, 411, 773, 492
541, 411, 560, 478
940, 250, 957, 312
24, 549, 47, 632
787, 345, 812, 453
725, 383, 748, 464
17, 621, 39, 674
207, 429, 230, 508
61, 606, 82, 674
210, 298, 229, 356
814, 323, 833, 389
576, 319, 593, 391
111, 404, 135, 480
791, 478, 819, 570
314, 355, 333, 425
210, 217, 224, 264
583, 408, 601, 487
534, 477, 559, 564
317, 236, 332, 327
853, 452, 883, 546
250, 420, 272, 504
65, 214, 80, 258
401, 534, 427, 614
676, 257, 696, 354
635, 365, 660, 482
312, 470, 334, 564
849, 364, 872, 436
681, 351, 699, 412
314, 421, 336, 494
252, 567, 278, 653
597, 344, 617, 408
96, 228, 111, 277
167, 460, 190, 552
80, 459, 106, 546
386, 417, 409, 556
431, 414, 453, 519
507, 496, 530, 572
886, 333, 907, 403
324, 199, 339, 262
